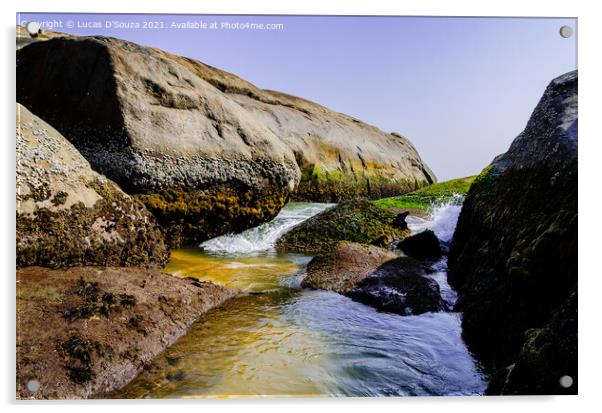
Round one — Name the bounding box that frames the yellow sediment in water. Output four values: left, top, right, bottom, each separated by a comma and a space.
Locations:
112, 247, 336, 398
117, 261, 335, 397
165, 247, 302, 292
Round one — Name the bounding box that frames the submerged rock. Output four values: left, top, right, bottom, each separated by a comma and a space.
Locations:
16, 266, 236, 399
16, 104, 168, 268
448, 71, 577, 394
17, 35, 435, 245
276, 201, 410, 253
302, 242, 444, 316
397, 229, 442, 260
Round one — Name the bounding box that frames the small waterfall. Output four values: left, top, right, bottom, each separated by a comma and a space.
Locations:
200, 202, 334, 255
405, 194, 464, 243
405, 195, 465, 307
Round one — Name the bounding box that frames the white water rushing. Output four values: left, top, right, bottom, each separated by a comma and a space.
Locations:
406, 194, 464, 243
405, 194, 466, 307
200, 202, 335, 255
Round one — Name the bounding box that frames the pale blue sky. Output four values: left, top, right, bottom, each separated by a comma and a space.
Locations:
18, 13, 577, 180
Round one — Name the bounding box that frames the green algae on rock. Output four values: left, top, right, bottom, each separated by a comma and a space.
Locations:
275, 201, 411, 253
16, 104, 168, 268
448, 70, 578, 395
373, 176, 475, 212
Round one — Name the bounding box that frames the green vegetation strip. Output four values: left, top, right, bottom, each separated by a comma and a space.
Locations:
372, 176, 476, 211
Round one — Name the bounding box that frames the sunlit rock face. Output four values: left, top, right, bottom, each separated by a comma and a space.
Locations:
17, 35, 434, 246
449, 71, 577, 395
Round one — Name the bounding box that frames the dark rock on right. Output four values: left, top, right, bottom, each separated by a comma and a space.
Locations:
397, 229, 442, 261
448, 71, 577, 395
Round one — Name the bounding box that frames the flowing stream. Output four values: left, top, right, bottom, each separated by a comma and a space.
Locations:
115, 202, 486, 398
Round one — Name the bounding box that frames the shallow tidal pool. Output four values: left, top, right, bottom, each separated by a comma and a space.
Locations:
114, 202, 487, 398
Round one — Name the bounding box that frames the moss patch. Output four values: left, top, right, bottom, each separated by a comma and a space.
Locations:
294, 164, 425, 202
372, 176, 476, 211
276, 200, 410, 253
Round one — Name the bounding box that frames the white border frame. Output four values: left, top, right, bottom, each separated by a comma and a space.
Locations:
3, 1, 600, 412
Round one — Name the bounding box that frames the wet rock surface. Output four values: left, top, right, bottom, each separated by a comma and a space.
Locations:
16, 104, 168, 268
448, 71, 578, 394
397, 229, 442, 261
347, 258, 445, 316
17, 35, 435, 245
276, 201, 410, 253
16, 266, 237, 399
303, 242, 445, 316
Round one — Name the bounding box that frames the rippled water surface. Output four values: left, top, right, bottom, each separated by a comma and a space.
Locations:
115, 202, 486, 398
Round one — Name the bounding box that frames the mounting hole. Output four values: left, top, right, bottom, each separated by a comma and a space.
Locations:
559, 25, 573, 39
26, 379, 40, 392
559, 375, 573, 388
25, 21, 41, 36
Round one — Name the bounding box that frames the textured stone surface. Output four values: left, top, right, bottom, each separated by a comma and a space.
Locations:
17, 35, 435, 245
16, 104, 168, 268
16, 266, 236, 399
448, 71, 577, 394
302, 242, 399, 293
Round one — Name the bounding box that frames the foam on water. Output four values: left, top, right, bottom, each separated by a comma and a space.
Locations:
406, 194, 464, 243
200, 202, 334, 255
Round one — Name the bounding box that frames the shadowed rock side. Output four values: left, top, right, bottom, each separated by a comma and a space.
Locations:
448, 71, 577, 395
276, 201, 410, 253
397, 229, 442, 261
16, 266, 236, 399
303, 242, 445, 316
17, 35, 435, 245
16, 104, 168, 268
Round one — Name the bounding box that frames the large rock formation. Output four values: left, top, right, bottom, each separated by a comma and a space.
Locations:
17, 35, 435, 246
16, 266, 236, 399
448, 71, 577, 394
16, 104, 168, 268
